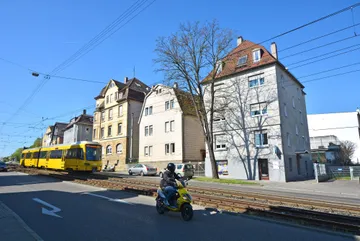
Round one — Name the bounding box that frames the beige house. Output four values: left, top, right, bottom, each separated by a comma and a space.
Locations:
138, 84, 205, 170
42, 125, 54, 147
93, 77, 150, 170
42, 122, 68, 147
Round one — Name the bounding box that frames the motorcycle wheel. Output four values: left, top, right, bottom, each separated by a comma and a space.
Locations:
181, 203, 193, 221
156, 200, 165, 214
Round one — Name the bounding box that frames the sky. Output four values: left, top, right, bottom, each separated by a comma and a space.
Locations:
0, 0, 359, 156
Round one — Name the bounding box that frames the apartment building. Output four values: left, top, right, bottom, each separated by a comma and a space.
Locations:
93, 77, 149, 170
42, 122, 68, 147
138, 84, 205, 170
202, 37, 313, 182
63, 110, 94, 144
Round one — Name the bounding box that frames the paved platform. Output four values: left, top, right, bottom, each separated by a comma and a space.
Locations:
0, 200, 42, 241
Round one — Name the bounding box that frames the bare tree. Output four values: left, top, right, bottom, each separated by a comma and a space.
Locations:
154, 20, 233, 178
339, 140, 356, 165
215, 76, 278, 180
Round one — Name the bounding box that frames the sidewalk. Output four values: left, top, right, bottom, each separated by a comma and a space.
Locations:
0, 201, 42, 241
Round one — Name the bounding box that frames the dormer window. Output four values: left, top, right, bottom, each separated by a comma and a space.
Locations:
237, 55, 247, 66
216, 61, 223, 74
253, 49, 261, 63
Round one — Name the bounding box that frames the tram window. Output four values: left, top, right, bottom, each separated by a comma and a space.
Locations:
50, 150, 63, 159
21, 154, 25, 158
33, 152, 40, 158
39, 151, 48, 159
25, 153, 32, 158
65, 148, 84, 160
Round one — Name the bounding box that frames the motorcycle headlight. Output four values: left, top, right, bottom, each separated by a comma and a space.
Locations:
183, 194, 192, 201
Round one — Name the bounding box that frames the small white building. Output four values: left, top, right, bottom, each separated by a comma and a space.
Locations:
63, 110, 94, 144
202, 37, 313, 182
138, 84, 205, 170
307, 112, 360, 164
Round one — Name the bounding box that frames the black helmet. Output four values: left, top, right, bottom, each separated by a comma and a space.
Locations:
167, 163, 175, 173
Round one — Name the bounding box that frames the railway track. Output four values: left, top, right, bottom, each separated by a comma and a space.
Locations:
9, 166, 360, 235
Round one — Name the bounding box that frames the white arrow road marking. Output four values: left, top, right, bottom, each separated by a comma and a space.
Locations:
83, 192, 134, 205
32, 198, 62, 218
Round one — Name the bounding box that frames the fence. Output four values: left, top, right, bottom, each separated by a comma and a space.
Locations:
350, 166, 360, 181
192, 162, 205, 176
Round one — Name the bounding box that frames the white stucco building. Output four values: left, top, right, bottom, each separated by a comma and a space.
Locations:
307, 112, 360, 164
138, 84, 205, 169
203, 37, 313, 182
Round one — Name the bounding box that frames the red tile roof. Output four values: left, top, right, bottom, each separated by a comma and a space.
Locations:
202, 40, 277, 83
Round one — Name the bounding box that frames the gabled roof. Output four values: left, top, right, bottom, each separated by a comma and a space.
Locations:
53, 122, 68, 137
202, 40, 304, 88
46, 125, 54, 134
94, 78, 150, 100
65, 114, 93, 130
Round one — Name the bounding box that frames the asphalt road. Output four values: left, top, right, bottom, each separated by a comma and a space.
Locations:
0, 172, 359, 241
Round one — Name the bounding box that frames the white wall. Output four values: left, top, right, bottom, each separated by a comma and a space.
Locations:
183, 115, 205, 161
307, 112, 360, 164
139, 86, 183, 163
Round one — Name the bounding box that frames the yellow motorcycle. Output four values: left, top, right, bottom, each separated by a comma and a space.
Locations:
155, 179, 193, 221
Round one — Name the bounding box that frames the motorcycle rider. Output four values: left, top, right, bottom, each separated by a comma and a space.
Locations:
160, 163, 181, 207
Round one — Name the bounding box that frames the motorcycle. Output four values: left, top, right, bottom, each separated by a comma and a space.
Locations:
155, 179, 193, 221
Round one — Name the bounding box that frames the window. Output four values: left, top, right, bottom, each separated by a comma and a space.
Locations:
145, 107, 149, 116
149, 106, 153, 115
289, 157, 293, 172
250, 103, 267, 117
94, 113, 97, 122
101, 128, 105, 138
25, 153, 32, 158
106, 96, 109, 104
33, 152, 39, 159
300, 111, 303, 124
144, 146, 149, 156
237, 55, 248, 66
253, 49, 261, 63
170, 121, 175, 132
93, 129, 96, 138
216, 61, 223, 74
116, 144, 123, 154
145, 126, 149, 136
149, 125, 153, 136
165, 122, 169, 132
101, 111, 105, 121
118, 92, 123, 99
170, 143, 175, 154
110, 94, 113, 103
118, 123, 122, 135
215, 134, 226, 150
287, 133, 291, 147
108, 125, 112, 137
114, 91, 118, 100
170, 99, 174, 109
214, 117, 226, 122
165, 101, 170, 110
106, 145, 112, 155
292, 97, 295, 108
149, 146, 153, 156
165, 144, 170, 154
39, 151, 47, 159
255, 131, 268, 147
65, 148, 84, 159
248, 74, 265, 88
284, 103, 288, 117
118, 105, 123, 117
109, 82, 115, 88
108, 108, 113, 120
50, 150, 63, 159
295, 125, 299, 136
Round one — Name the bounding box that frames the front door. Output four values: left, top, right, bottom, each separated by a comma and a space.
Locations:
258, 159, 269, 180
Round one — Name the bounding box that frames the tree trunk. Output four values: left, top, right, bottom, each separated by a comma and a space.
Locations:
206, 139, 219, 179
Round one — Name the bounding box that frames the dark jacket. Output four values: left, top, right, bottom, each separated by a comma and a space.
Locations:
160, 170, 181, 188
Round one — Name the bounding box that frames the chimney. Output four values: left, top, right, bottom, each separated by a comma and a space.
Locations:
83, 109, 86, 115
173, 82, 178, 89
124, 76, 128, 83
237, 36, 243, 46
271, 42, 278, 59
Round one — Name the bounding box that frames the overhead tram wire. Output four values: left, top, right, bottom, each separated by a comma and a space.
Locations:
278, 23, 360, 53
2, 0, 154, 128
281, 34, 359, 59
297, 61, 360, 79
286, 43, 360, 66
288, 46, 360, 70
55, 0, 156, 72
298, 69, 360, 85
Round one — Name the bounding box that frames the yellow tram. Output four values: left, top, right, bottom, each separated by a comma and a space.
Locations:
20, 141, 102, 172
